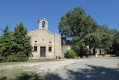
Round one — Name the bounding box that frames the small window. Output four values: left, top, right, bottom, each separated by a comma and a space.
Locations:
42, 21, 45, 28
34, 46, 37, 51
49, 41, 51, 43
35, 41, 37, 42
49, 47, 52, 52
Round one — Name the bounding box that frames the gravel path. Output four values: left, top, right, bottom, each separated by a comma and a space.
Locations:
0, 59, 84, 75
49, 57, 119, 80
24, 59, 83, 75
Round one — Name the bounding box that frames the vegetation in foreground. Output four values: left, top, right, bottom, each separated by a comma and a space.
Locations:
0, 68, 46, 80
0, 59, 61, 80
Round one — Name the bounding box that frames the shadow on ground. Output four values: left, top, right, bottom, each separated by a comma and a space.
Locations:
0, 72, 45, 80
49, 65, 119, 80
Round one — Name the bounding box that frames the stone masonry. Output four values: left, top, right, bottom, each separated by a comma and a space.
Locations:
27, 18, 62, 59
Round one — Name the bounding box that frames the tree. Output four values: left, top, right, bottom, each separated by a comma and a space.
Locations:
12, 23, 32, 61
0, 26, 14, 62
109, 30, 119, 55
85, 25, 112, 49
58, 7, 98, 57
58, 7, 97, 39
58, 7, 119, 57
0, 23, 32, 62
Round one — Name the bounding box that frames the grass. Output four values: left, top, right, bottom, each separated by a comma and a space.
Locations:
0, 68, 24, 79
0, 68, 46, 80
117, 63, 119, 68
0, 59, 61, 80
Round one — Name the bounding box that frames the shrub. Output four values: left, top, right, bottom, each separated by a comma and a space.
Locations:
65, 50, 77, 58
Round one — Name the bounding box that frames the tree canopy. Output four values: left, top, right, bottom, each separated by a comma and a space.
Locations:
58, 7, 119, 57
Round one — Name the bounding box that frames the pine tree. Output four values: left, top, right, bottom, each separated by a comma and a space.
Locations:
0, 23, 32, 62
0, 26, 14, 62
12, 23, 32, 61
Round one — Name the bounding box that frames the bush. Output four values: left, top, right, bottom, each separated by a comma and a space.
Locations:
65, 50, 77, 58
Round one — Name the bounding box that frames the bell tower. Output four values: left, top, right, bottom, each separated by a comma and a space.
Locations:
39, 18, 48, 30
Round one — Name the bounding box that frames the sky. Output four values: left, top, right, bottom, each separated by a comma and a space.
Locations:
0, 0, 119, 35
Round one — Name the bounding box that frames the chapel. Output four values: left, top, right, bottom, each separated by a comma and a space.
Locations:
27, 18, 63, 59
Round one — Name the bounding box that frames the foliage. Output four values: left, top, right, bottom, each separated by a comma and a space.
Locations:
58, 7, 97, 39
13, 23, 32, 58
0, 69, 7, 80
84, 25, 113, 49
59, 7, 119, 56
0, 23, 32, 62
110, 30, 119, 55
58, 7, 98, 56
0, 68, 46, 80
12, 72, 45, 80
65, 50, 77, 58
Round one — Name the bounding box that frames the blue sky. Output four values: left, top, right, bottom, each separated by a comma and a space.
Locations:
0, 0, 119, 35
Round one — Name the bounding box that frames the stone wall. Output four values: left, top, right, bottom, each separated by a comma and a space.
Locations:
27, 29, 63, 59
62, 44, 71, 57
61, 39, 71, 57
27, 29, 55, 59
54, 34, 62, 58
27, 18, 63, 59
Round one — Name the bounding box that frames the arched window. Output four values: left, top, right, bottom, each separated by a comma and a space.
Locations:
42, 21, 45, 28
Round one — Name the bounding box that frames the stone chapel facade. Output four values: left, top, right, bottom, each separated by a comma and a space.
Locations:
27, 18, 63, 59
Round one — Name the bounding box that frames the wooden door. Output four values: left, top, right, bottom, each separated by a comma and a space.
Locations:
40, 47, 46, 57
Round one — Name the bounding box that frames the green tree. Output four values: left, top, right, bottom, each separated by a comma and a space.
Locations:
0, 23, 32, 62
58, 7, 97, 39
58, 7, 98, 56
58, 7, 119, 57
85, 25, 112, 49
0, 26, 14, 62
109, 30, 119, 55
13, 23, 32, 61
